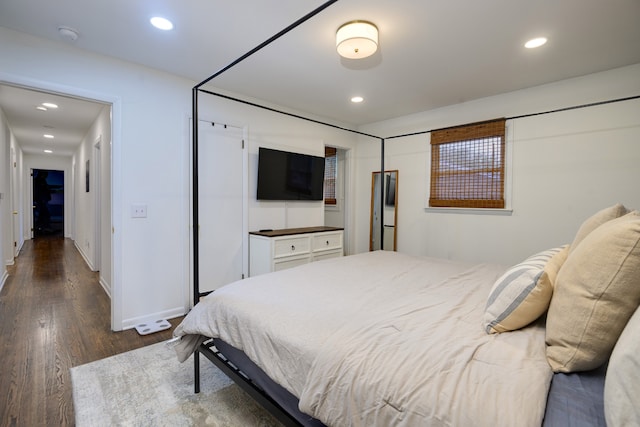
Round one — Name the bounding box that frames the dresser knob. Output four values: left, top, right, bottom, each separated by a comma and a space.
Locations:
326, 240, 329, 245
291, 245, 295, 251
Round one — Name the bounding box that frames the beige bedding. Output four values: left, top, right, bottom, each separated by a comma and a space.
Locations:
173, 250, 553, 426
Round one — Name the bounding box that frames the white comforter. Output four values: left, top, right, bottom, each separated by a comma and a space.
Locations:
173, 251, 553, 426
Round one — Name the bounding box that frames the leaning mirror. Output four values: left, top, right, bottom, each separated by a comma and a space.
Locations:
370, 170, 398, 251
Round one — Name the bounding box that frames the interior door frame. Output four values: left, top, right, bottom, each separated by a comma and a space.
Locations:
1, 72, 121, 330
93, 136, 101, 272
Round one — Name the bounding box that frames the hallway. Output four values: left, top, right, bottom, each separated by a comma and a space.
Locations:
0, 237, 182, 426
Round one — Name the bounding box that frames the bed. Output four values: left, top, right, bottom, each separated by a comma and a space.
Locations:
174, 204, 640, 426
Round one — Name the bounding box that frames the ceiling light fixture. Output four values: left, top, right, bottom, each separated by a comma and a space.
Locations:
44, 134, 54, 139
58, 26, 79, 42
36, 106, 47, 111
42, 102, 58, 109
150, 17, 174, 31
336, 20, 378, 59
525, 37, 547, 49
351, 96, 364, 103
44, 150, 53, 154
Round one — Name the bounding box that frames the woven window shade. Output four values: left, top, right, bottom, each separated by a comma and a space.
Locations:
430, 119, 506, 208
324, 146, 337, 205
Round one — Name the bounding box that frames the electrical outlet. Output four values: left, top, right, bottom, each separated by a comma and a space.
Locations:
131, 204, 147, 218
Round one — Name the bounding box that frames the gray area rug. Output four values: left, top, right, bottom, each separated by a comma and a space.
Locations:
71, 340, 283, 426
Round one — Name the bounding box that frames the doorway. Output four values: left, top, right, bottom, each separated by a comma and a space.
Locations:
0, 80, 116, 327
324, 147, 350, 253
32, 169, 64, 238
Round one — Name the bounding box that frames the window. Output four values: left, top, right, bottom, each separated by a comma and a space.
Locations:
324, 146, 337, 205
429, 118, 506, 209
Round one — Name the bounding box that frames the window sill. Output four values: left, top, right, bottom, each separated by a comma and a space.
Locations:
424, 207, 513, 216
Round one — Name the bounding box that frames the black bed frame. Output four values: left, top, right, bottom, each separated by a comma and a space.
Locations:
194, 340, 304, 426
189, 0, 640, 424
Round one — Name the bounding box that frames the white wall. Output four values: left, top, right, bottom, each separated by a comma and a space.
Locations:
0, 107, 25, 291
0, 107, 10, 287
357, 64, 640, 265
72, 104, 112, 295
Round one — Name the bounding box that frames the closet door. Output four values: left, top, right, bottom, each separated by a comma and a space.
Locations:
198, 122, 245, 293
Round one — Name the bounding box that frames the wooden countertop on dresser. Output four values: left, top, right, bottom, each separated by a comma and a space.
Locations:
249, 226, 343, 238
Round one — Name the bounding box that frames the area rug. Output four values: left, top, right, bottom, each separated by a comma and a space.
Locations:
71, 340, 283, 426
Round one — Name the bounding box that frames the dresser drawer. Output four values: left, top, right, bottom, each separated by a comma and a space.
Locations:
274, 256, 310, 271
312, 232, 343, 252
274, 236, 311, 258
312, 249, 343, 262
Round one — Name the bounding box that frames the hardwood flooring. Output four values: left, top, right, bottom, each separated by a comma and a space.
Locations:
0, 237, 183, 426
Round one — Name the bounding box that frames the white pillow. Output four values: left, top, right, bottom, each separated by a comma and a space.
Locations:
605, 305, 640, 426
483, 246, 567, 334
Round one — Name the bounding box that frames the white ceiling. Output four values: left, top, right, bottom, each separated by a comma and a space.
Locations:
1, 0, 639, 156
0, 85, 106, 156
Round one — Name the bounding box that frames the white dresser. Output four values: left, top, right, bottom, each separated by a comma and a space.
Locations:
249, 226, 344, 276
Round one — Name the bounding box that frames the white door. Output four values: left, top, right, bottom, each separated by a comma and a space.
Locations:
198, 122, 244, 293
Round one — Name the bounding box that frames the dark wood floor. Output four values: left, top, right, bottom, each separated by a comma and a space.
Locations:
0, 237, 183, 426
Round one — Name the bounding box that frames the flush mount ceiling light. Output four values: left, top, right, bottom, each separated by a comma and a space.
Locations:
150, 16, 174, 31
525, 37, 547, 49
42, 102, 58, 109
44, 134, 54, 139
351, 96, 364, 103
58, 26, 79, 42
336, 20, 378, 59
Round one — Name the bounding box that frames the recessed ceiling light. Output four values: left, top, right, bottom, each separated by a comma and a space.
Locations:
150, 17, 174, 30
42, 102, 58, 109
44, 150, 53, 154
44, 134, 54, 139
351, 96, 364, 103
525, 37, 547, 49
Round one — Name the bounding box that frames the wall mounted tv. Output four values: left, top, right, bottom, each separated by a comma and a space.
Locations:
257, 147, 325, 201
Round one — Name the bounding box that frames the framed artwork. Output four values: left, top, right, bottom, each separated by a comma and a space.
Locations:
85, 159, 90, 192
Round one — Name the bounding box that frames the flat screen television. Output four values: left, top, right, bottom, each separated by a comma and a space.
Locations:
257, 147, 325, 201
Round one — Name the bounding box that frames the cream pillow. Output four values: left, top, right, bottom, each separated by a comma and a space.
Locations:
569, 203, 629, 253
546, 211, 640, 372
484, 246, 567, 334
537, 245, 569, 291
604, 305, 640, 427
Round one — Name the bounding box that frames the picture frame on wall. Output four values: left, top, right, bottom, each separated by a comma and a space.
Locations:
85, 159, 90, 192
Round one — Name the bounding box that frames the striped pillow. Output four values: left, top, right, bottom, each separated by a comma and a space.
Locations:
484, 246, 568, 334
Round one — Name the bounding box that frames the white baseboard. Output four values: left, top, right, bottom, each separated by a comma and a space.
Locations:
74, 240, 96, 271
99, 276, 111, 298
122, 306, 187, 331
